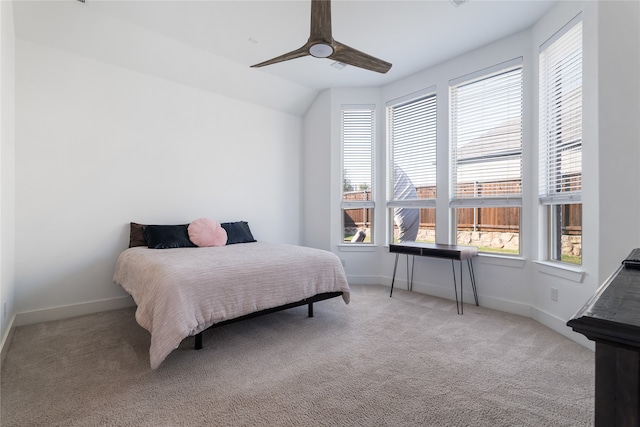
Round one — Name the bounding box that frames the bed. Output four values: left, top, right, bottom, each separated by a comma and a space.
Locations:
113, 224, 350, 369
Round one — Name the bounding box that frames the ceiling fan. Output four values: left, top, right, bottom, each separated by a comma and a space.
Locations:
251, 0, 392, 74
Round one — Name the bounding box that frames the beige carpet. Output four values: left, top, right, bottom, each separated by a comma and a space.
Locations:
1, 285, 594, 426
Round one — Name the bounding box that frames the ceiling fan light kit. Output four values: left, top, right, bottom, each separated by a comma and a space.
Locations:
309, 43, 334, 58
251, 0, 391, 74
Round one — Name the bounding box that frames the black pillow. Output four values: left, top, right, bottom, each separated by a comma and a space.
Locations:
143, 224, 196, 249
220, 221, 256, 244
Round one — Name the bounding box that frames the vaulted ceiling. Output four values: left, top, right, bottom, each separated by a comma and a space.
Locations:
13, 0, 557, 114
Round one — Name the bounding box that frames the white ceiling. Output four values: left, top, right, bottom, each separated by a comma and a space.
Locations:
81, 0, 556, 90
12, 0, 557, 114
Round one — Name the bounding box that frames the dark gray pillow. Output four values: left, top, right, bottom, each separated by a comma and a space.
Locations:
220, 221, 256, 244
129, 222, 147, 248
143, 224, 196, 249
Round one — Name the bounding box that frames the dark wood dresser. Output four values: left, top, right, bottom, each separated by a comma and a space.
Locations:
567, 257, 640, 426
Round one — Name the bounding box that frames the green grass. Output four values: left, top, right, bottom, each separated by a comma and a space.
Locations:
477, 246, 519, 255
561, 254, 582, 265
480, 246, 582, 265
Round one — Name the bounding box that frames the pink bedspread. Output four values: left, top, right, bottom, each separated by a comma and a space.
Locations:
113, 242, 350, 368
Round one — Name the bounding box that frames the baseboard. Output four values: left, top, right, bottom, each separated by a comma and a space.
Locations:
531, 306, 594, 351
15, 295, 136, 327
346, 275, 383, 285
360, 275, 591, 346
378, 274, 532, 317
468, 294, 532, 317
6, 280, 596, 354
419, 284, 532, 317
1, 314, 17, 368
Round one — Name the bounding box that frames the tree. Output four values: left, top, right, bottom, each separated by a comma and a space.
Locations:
343, 170, 353, 192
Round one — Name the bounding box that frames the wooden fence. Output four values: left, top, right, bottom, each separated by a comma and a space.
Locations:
343, 191, 371, 229
343, 183, 582, 235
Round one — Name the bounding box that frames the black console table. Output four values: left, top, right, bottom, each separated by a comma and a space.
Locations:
567, 259, 640, 426
389, 242, 478, 314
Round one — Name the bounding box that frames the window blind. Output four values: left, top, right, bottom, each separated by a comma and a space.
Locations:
342, 107, 374, 206
388, 91, 437, 207
539, 18, 582, 205
450, 61, 523, 207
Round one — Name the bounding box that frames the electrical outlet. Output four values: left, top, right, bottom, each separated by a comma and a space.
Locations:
551, 287, 558, 302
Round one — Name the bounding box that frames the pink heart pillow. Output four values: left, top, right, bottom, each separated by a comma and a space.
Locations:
188, 218, 227, 247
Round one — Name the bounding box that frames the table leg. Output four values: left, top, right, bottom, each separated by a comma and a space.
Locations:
467, 259, 479, 306
407, 255, 415, 291
452, 260, 462, 315
459, 260, 464, 314
390, 253, 400, 297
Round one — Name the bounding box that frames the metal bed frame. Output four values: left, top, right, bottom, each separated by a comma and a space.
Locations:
193, 291, 344, 350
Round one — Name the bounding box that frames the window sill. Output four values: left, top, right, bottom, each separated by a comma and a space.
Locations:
533, 260, 585, 283
338, 244, 378, 252
477, 253, 527, 268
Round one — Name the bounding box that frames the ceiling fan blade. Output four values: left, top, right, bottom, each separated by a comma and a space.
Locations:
251, 46, 310, 68
309, 0, 332, 43
251, 0, 391, 74
329, 40, 392, 74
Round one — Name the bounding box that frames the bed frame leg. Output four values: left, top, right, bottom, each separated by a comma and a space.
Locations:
308, 302, 314, 317
195, 332, 203, 350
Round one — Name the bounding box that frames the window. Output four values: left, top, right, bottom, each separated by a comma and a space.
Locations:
539, 16, 583, 265
341, 106, 375, 244
450, 59, 523, 255
387, 90, 437, 244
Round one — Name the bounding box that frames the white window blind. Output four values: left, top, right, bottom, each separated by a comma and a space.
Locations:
342, 106, 374, 207
539, 17, 583, 205
450, 60, 523, 207
387, 91, 437, 207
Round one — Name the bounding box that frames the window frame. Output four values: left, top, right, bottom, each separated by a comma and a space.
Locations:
538, 15, 583, 265
449, 58, 524, 255
386, 88, 438, 245
340, 105, 376, 245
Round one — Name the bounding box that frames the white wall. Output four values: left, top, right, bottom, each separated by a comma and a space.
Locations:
595, 0, 640, 279
380, 29, 536, 316
529, 0, 640, 342
12, 1, 317, 117
528, 0, 600, 338
7, 0, 639, 349
13, 39, 303, 324
303, 87, 387, 284
302, 1, 640, 346
1, 0, 17, 360
302, 89, 332, 251
332, 88, 385, 285
309, 30, 538, 315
